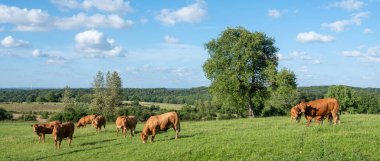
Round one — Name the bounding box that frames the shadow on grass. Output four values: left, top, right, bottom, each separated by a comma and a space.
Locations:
79, 138, 116, 146
154, 134, 195, 142
34, 146, 103, 160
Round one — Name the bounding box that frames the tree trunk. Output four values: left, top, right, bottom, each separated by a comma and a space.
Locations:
248, 97, 255, 118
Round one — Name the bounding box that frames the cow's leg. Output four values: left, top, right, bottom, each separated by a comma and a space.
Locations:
291, 117, 294, 123
42, 133, 45, 143
58, 139, 62, 149
123, 127, 126, 138
38, 134, 41, 143
130, 128, 133, 137
68, 136, 72, 147
175, 129, 179, 139
332, 112, 338, 125
315, 117, 321, 125
306, 117, 312, 127
151, 129, 156, 142
54, 139, 58, 149
116, 127, 119, 136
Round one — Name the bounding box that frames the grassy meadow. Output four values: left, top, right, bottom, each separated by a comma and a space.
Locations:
0, 102, 64, 113
0, 114, 379, 161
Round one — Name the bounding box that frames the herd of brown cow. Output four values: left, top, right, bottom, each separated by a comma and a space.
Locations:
30, 98, 340, 149
31, 111, 181, 149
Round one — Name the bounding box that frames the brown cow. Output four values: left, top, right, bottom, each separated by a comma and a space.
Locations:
76, 115, 97, 128
141, 112, 180, 143
31, 121, 61, 143
295, 98, 340, 127
92, 115, 106, 133
290, 107, 301, 123
52, 122, 74, 149
116, 116, 138, 138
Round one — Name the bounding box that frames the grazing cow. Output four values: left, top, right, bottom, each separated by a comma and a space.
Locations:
141, 112, 180, 143
92, 115, 106, 133
295, 98, 340, 127
290, 107, 301, 123
31, 121, 61, 143
52, 122, 74, 149
76, 115, 97, 128
116, 116, 138, 138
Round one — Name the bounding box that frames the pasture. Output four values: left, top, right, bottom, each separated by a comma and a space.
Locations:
0, 102, 64, 113
0, 115, 379, 160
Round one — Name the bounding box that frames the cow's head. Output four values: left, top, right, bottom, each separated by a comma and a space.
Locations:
31, 124, 45, 132
52, 124, 62, 139
141, 132, 148, 144
296, 100, 307, 113
76, 122, 83, 128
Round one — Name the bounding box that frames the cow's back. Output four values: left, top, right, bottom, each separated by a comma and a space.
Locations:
307, 98, 339, 116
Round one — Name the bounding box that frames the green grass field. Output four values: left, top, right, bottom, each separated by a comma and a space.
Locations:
0, 102, 64, 112
0, 115, 379, 161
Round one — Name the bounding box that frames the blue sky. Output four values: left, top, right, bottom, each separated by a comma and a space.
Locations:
0, 0, 379, 88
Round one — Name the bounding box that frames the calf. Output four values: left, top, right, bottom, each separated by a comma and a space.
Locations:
52, 122, 74, 149
31, 121, 61, 143
92, 115, 106, 133
116, 116, 137, 138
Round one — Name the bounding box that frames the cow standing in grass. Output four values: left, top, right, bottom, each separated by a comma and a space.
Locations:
31, 121, 61, 143
76, 115, 97, 128
92, 115, 106, 133
295, 98, 340, 127
141, 112, 180, 143
52, 122, 74, 149
116, 116, 137, 138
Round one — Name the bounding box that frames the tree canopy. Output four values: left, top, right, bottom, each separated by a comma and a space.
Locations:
203, 27, 279, 117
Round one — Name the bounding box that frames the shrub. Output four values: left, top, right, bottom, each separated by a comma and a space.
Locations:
40, 111, 49, 119
49, 113, 64, 122
22, 114, 37, 121
0, 108, 12, 121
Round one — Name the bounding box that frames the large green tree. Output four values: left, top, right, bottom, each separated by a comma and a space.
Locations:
203, 27, 278, 117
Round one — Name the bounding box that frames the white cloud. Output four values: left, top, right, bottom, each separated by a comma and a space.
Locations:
296, 31, 335, 43
32, 49, 68, 64
75, 29, 125, 57
0, 4, 133, 31
0, 4, 50, 31
1, 36, 30, 48
332, 0, 364, 11
364, 28, 373, 34
51, 0, 133, 14
156, 0, 206, 25
55, 13, 133, 29
322, 12, 369, 32
267, 9, 280, 18
164, 35, 179, 44
341, 50, 362, 57
279, 51, 321, 65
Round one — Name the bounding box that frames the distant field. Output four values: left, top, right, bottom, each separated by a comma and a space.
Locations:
0, 101, 183, 113
0, 115, 379, 160
124, 101, 184, 110
0, 102, 64, 112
